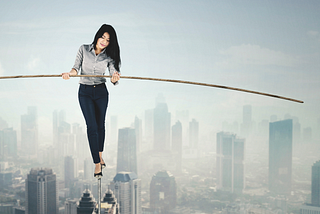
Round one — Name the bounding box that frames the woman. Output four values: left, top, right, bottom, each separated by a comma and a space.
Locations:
62, 24, 121, 178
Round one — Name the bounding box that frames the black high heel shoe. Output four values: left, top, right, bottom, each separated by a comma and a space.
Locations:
101, 163, 106, 169
94, 164, 103, 178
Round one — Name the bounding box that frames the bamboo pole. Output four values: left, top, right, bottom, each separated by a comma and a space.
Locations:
0, 74, 304, 103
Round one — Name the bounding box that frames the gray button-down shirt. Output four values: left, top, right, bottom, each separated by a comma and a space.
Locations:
73, 44, 119, 85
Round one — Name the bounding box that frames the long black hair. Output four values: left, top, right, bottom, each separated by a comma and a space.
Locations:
92, 24, 121, 72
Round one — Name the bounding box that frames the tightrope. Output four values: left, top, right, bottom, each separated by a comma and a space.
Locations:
0, 74, 304, 103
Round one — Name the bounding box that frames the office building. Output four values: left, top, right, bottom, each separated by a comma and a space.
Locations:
117, 128, 137, 175
189, 119, 199, 148
21, 106, 38, 157
110, 172, 141, 214
26, 168, 58, 214
269, 119, 292, 195
171, 121, 182, 172
150, 170, 177, 213
65, 199, 77, 214
153, 102, 171, 151
312, 160, 320, 206
77, 189, 96, 214
216, 132, 245, 193
65, 156, 76, 189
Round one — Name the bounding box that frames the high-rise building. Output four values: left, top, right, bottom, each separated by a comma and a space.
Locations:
93, 188, 120, 214
117, 128, 138, 175
3, 128, 17, 157
141, 109, 153, 151
77, 189, 96, 214
21, 106, 38, 157
312, 160, 320, 206
65, 199, 77, 214
65, 156, 76, 189
0, 130, 4, 161
84, 157, 93, 181
110, 172, 141, 214
172, 121, 182, 172
153, 102, 171, 151
150, 170, 177, 213
134, 116, 142, 154
240, 105, 252, 137
216, 132, 245, 193
26, 168, 58, 214
269, 119, 292, 195
300, 160, 320, 213
189, 119, 199, 148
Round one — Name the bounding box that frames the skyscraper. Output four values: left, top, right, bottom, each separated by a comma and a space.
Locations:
189, 119, 199, 148
3, 128, 17, 157
77, 189, 96, 214
150, 170, 177, 213
300, 160, 320, 213
153, 102, 171, 151
21, 106, 38, 157
93, 188, 120, 214
216, 132, 245, 194
110, 172, 141, 214
65, 156, 76, 189
269, 119, 292, 195
26, 168, 58, 214
172, 121, 182, 172
117, 128, 138, 175
65, 199, 77, 214
240, 105, 252, 137
144, 109, 154, 150
134, 116, 142, 154
312, 160, 320, 206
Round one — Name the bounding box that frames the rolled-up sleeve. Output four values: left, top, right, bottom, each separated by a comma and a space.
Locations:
72, 45, 84, 73
108, 60, 120, 85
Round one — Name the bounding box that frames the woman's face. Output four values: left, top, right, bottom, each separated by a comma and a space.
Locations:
96, 32, 110, 50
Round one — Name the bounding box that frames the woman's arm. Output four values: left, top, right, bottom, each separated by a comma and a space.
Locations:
62, 68, 77, 80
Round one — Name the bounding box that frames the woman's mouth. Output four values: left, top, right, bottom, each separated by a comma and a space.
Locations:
100, 43, 106, 47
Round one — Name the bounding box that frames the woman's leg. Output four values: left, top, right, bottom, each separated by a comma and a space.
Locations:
94, 85, 109, 165
78, 85, 100, 164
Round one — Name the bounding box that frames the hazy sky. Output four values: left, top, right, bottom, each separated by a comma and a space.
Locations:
0, 0, 319, 142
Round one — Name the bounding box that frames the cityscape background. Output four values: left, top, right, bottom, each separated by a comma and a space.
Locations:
1, 0, 320, 213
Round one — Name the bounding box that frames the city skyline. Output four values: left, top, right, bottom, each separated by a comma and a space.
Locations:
1, 1, 320, 213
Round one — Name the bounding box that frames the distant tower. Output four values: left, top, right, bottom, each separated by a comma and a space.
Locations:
21, 106, 38, 157
65, 199, 77, 214
269, 119, 292, 195
312, 161, 320, 206
3, 128, 17, 157
153, 102, 171, 151
77, 189, 96, 214
93, 188, 120, 214
172, 121, 182, 172
189, 119, 199, 148
83, 157, 93, 181
110, 172, 141, 214
134, 116, 142, 154
26, 168, 58, 214
241, 105, 252, 137
216, 132, 245, 194
64, 156, 76, 188
117, 128, 138, 175
150, 170, 177, 213
144, 109, 154, 149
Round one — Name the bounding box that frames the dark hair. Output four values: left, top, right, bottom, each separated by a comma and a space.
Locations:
92, 24, 121, 72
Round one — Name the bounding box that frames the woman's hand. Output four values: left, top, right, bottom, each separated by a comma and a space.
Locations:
62, 69, 77, 80
111, 71, 120, 83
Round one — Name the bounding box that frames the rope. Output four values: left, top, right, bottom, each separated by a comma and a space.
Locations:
0, 74, 304, 103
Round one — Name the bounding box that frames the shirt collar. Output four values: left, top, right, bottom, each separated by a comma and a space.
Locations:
89, 43, 106, 54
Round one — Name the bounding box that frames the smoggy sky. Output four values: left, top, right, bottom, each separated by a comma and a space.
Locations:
0, 0, 319, 142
